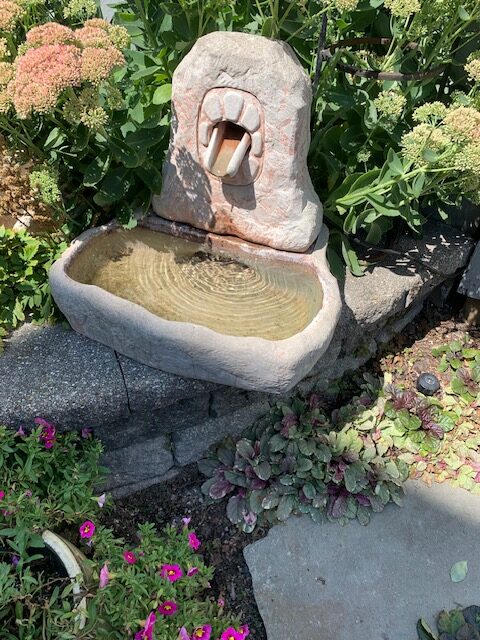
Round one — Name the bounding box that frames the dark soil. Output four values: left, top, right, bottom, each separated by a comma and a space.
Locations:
102, 301, 479, 640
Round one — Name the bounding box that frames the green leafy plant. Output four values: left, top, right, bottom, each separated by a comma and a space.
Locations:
0, 227, 66, 332
200, 381, 410, 532
417, 606, 480, 640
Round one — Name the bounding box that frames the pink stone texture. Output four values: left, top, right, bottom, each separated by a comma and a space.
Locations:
153, 31, 323, 253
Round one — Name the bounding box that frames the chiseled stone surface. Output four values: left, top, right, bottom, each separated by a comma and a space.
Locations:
244, 481, 480, 640
153, 31, 322, 252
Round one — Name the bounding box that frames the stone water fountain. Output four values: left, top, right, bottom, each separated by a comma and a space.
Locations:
49, 32, 342, 393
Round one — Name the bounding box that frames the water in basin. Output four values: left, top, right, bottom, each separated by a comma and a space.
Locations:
67, 228, 323, 340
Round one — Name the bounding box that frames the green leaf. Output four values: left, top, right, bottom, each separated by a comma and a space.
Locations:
152, 84, 172, 105
450, 560, 468, 583
261, 17, 274, 37
416, 618, 438, 640
387, 148, 404, 176
276, 494, 295, 521
254, 461, 272, 481
458, 5, 471, 20
83, 152, 111, 187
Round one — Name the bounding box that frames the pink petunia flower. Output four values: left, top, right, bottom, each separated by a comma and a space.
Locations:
217, 597, 225, 608
239, 625, 250, 638
187, 566, 199, 577
158, 600, 177, 616
178, 628, 190, 640
123, 550, 137, 564
99, 563, 110, 588
135, 611, 156, 640
36, 418, 56, 449
192, 625, 212, 639
188, 532, 201, 551
182, 516, 191, 527
220, 628, 244, 640
79, 520, 96, 539
0, 490, 4, 501
160, 563, 183, 582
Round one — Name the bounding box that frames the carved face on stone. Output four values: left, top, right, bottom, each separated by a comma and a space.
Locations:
153, 31, 323, 253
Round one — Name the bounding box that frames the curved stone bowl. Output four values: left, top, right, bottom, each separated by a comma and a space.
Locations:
49, 216, 341, 394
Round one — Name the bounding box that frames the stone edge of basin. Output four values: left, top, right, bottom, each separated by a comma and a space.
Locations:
48, 215, 342, 394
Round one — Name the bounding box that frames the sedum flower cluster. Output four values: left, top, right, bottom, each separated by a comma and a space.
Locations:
63, 0, 97, 20
401, 102, 480, 200
4, 19, 129, 122
465, 52, 480, 85
383, 0, 420, 18
0, 0, 24, 32
374, 90, 406, 121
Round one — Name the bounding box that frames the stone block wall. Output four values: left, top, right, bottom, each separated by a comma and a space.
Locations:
0, 222, 473, 495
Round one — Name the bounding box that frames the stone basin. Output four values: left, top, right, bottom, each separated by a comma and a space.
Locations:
49, 216, 341, 393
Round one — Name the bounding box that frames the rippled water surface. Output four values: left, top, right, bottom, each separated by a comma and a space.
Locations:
68, 228, 323, 340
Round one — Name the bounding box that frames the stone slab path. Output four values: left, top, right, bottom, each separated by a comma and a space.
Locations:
244, 481, 480, 640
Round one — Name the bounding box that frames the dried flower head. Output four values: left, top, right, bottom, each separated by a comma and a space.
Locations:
0, 143, 57, 226
81, 46, 125, 85
10, 43, 82, 118
374, 90, 406, 119
25, 23, 76, 49
413, 102, 448, 123
443, 106, 480, 143
63, 0, 97, 19
384, 0, 420, 17
0, 1, 24, 32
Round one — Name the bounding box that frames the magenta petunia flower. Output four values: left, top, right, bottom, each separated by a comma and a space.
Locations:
192, 625, 212, 639
187, 566, 199, 577
99, 563, 110, 588
0, 490, 5, 501
239, 625, 250, 638
160, 563, 183, 582
135, 611, 156, 640
220, 628, 244, 640
36, 418, 56, 449
188, 532, 201, 551
123, 550, 137, 564
158, 600, 177, 616
79, 520, 95, 539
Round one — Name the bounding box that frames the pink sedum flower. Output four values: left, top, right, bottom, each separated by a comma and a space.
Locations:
192, 625, 212, 639
11, 44, 82, 118
187, 566, 199, 577
99, 562, 110, 588
80, 46, 124, 86
157, 600, 177, 616
160, 563, 183, 582
188, 532, 201, 551
123, 550, 137, 564
79, 520, 96, 539
25, 23, 76, 49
